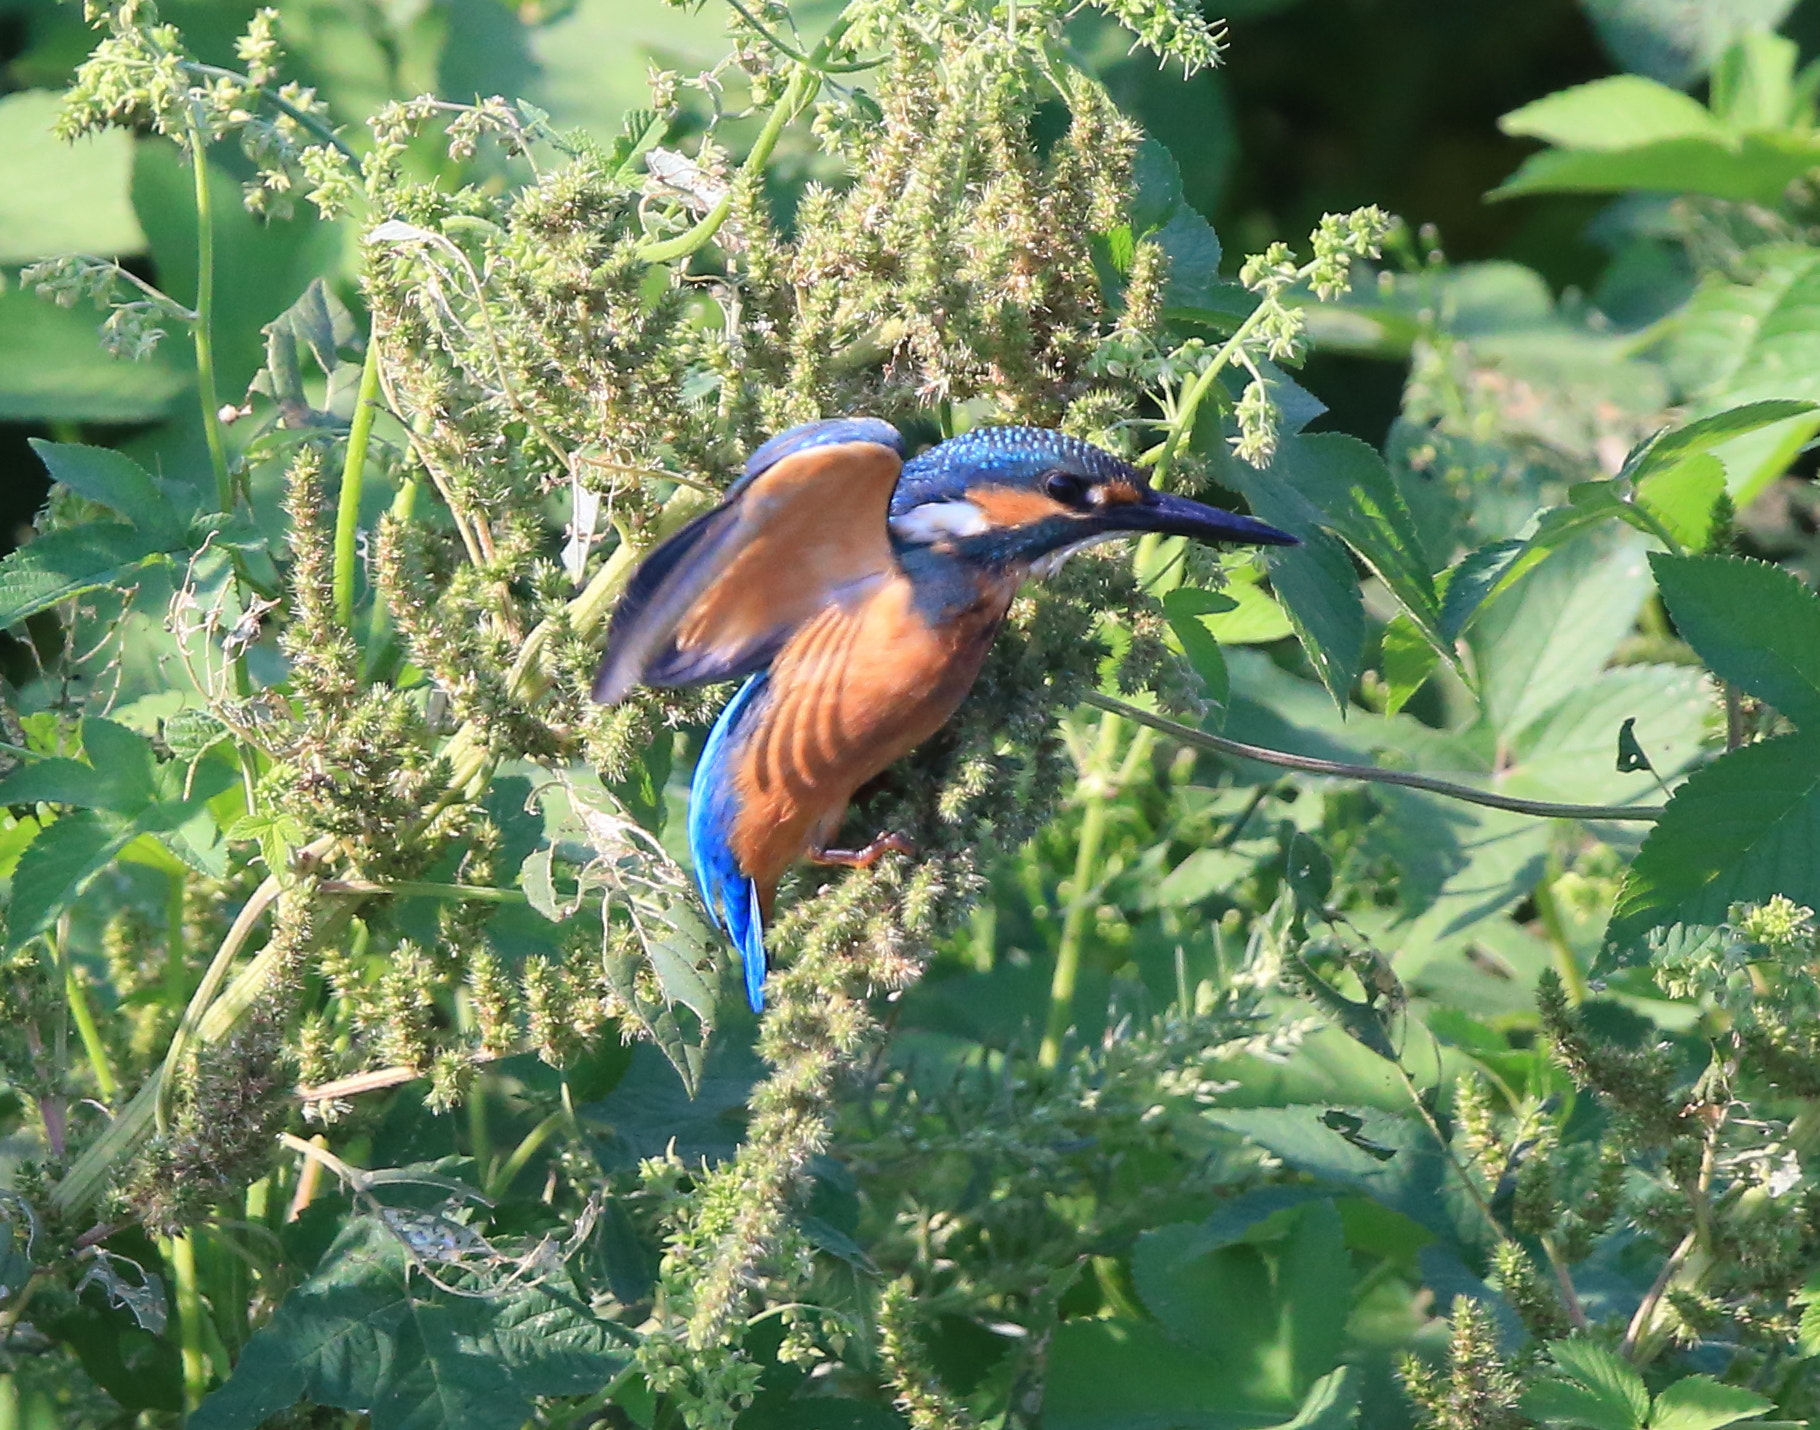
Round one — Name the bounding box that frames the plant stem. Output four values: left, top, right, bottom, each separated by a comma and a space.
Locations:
637, 18, 850, 265
1532, 870, 1586, 1006
62, 958, 118, 1104
488, 1110, 566, 1197
1039, 712, 1123, 1069
1084, 692, 1666, 822
187, 128, 234, 513
335, 333, 385, 632
166, 1231, 211, 1412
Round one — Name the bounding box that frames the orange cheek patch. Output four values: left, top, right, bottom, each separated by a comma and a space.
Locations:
968, 485, 1074, 526
1093, 480, 1143, 506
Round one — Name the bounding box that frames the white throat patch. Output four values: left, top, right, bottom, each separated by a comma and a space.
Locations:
889, 499, 990, 544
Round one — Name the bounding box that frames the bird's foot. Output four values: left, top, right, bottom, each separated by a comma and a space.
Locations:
810, 831, 917, 868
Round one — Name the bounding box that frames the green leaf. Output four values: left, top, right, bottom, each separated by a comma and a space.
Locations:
0, 284, 188, 423
1500, 76, 1723, 150
0, 521, 177, 630
1203, 574, 1294, 645
1277, 1200, 1350, 1397
1472, 534, 1652, 741
1280, 433, 1439, 636
1163, 588, 1232, 718
1380, 613, 1438, 715
1607, 732, 1820, 958
1649, 1377, 1774, 1430
1619, 400, 1819, 484
1044, 1316, 1282, 1430
1205, 1105, 1466, 1245
1439, 539, 1527, 645
1529, 1339, 1649, 1430
1636, 455, 1726, 553
1652, 553, 1820, 727
1667, 252, 1820, 504
1218, 439, 1367, 709
3, 811, 139, 950
0, 90, 144, 262
28, 440, 186, 547
1264, 1368, 1358, 1430
1491, 132, 1820, 205
191, 1215, 632, 1430
1157, 207, 1225, 310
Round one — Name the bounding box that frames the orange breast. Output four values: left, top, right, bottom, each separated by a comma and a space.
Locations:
727, 572, 1013, 904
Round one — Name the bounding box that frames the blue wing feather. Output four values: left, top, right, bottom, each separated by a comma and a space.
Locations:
739, 417, 903, 487
688, 671, 773, 1011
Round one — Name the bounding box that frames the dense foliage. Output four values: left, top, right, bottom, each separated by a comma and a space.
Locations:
4, 1, 1820, 1427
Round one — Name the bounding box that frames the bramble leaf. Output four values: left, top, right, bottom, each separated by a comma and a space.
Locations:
1607, 733, 1820, 959
0, 521, 178, 630
1525, 1339, 1648, 1430
191, 1216, 633, 1430
28, 440, 187, 547
1649, 1376, 1773, 1430
1652, 553, 1820, 727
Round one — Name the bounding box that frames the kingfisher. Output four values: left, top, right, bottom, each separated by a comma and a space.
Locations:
592, 418, 1295, 1011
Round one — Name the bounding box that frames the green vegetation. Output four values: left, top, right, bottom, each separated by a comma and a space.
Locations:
3, 1, 1820, 1427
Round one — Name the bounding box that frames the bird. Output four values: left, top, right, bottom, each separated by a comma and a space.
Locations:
591, 418, 1296, 1012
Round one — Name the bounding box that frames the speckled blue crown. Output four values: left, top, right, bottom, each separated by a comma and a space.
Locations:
891, 426, 1140, 514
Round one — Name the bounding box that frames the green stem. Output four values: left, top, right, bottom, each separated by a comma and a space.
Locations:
1533, 868, 1587, 1006
637, 19, 849, 265
1085, 692, 1666, 822
488, 1110, 566, 1197
335, 334, 385, 632
1039, 712, 1123, 1069
1146, 286, 1279, 484
167, 1231, 211, 1412
187, 128, 234, 513
62, 958, 118, 1104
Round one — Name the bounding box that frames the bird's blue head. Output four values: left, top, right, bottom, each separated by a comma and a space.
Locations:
887, 426, 1295, 571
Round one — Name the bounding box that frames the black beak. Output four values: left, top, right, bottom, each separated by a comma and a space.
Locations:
1101, 491, 1298, 547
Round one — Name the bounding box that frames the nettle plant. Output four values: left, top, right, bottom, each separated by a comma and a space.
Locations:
3, 1, 1820, 1428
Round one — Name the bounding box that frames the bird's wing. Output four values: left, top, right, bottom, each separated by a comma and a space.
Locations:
592, 431, 904, 704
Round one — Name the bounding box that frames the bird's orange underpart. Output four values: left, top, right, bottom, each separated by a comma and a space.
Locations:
727, 568, 1015, 908
1093, 479, 1143, 506
670, 440, 902, 660
966, 485, 1075, 528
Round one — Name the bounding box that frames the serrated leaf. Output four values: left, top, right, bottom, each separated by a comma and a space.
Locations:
1205, 1105, 1468, 1244
28, 441, 186, 547
1619, 401, 1818, 484
0, 521, 176, 629
1650, 1377, 1774, 1430
1380, 613, 1438, 715
1218, 439, 1367, 709
1541, 1339, 1649, 1430
1267, 1367, 1359, 1430
191, 1215, 632, 1430
1652, 553, 1820, 727
1439, 539, 1528, 645
1156, 206, 1224, 310
1500, 76, 1722, 150
1636, 455, 1726, 552
1162, 587, 1231, 719
1474, 533, 1653, 740
1277, 433, 1440, 638
3, 810, 138, 950
1526, 1378, 1643, 1430
1608, 732, 1820, 959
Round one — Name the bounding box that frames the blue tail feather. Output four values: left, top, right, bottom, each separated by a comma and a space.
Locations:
689, 672, 773, 1012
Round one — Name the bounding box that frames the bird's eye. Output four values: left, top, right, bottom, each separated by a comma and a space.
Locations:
1043, 470, 1088, 506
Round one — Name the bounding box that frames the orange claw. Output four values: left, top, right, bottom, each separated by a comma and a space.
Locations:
809, 831, 918, 868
